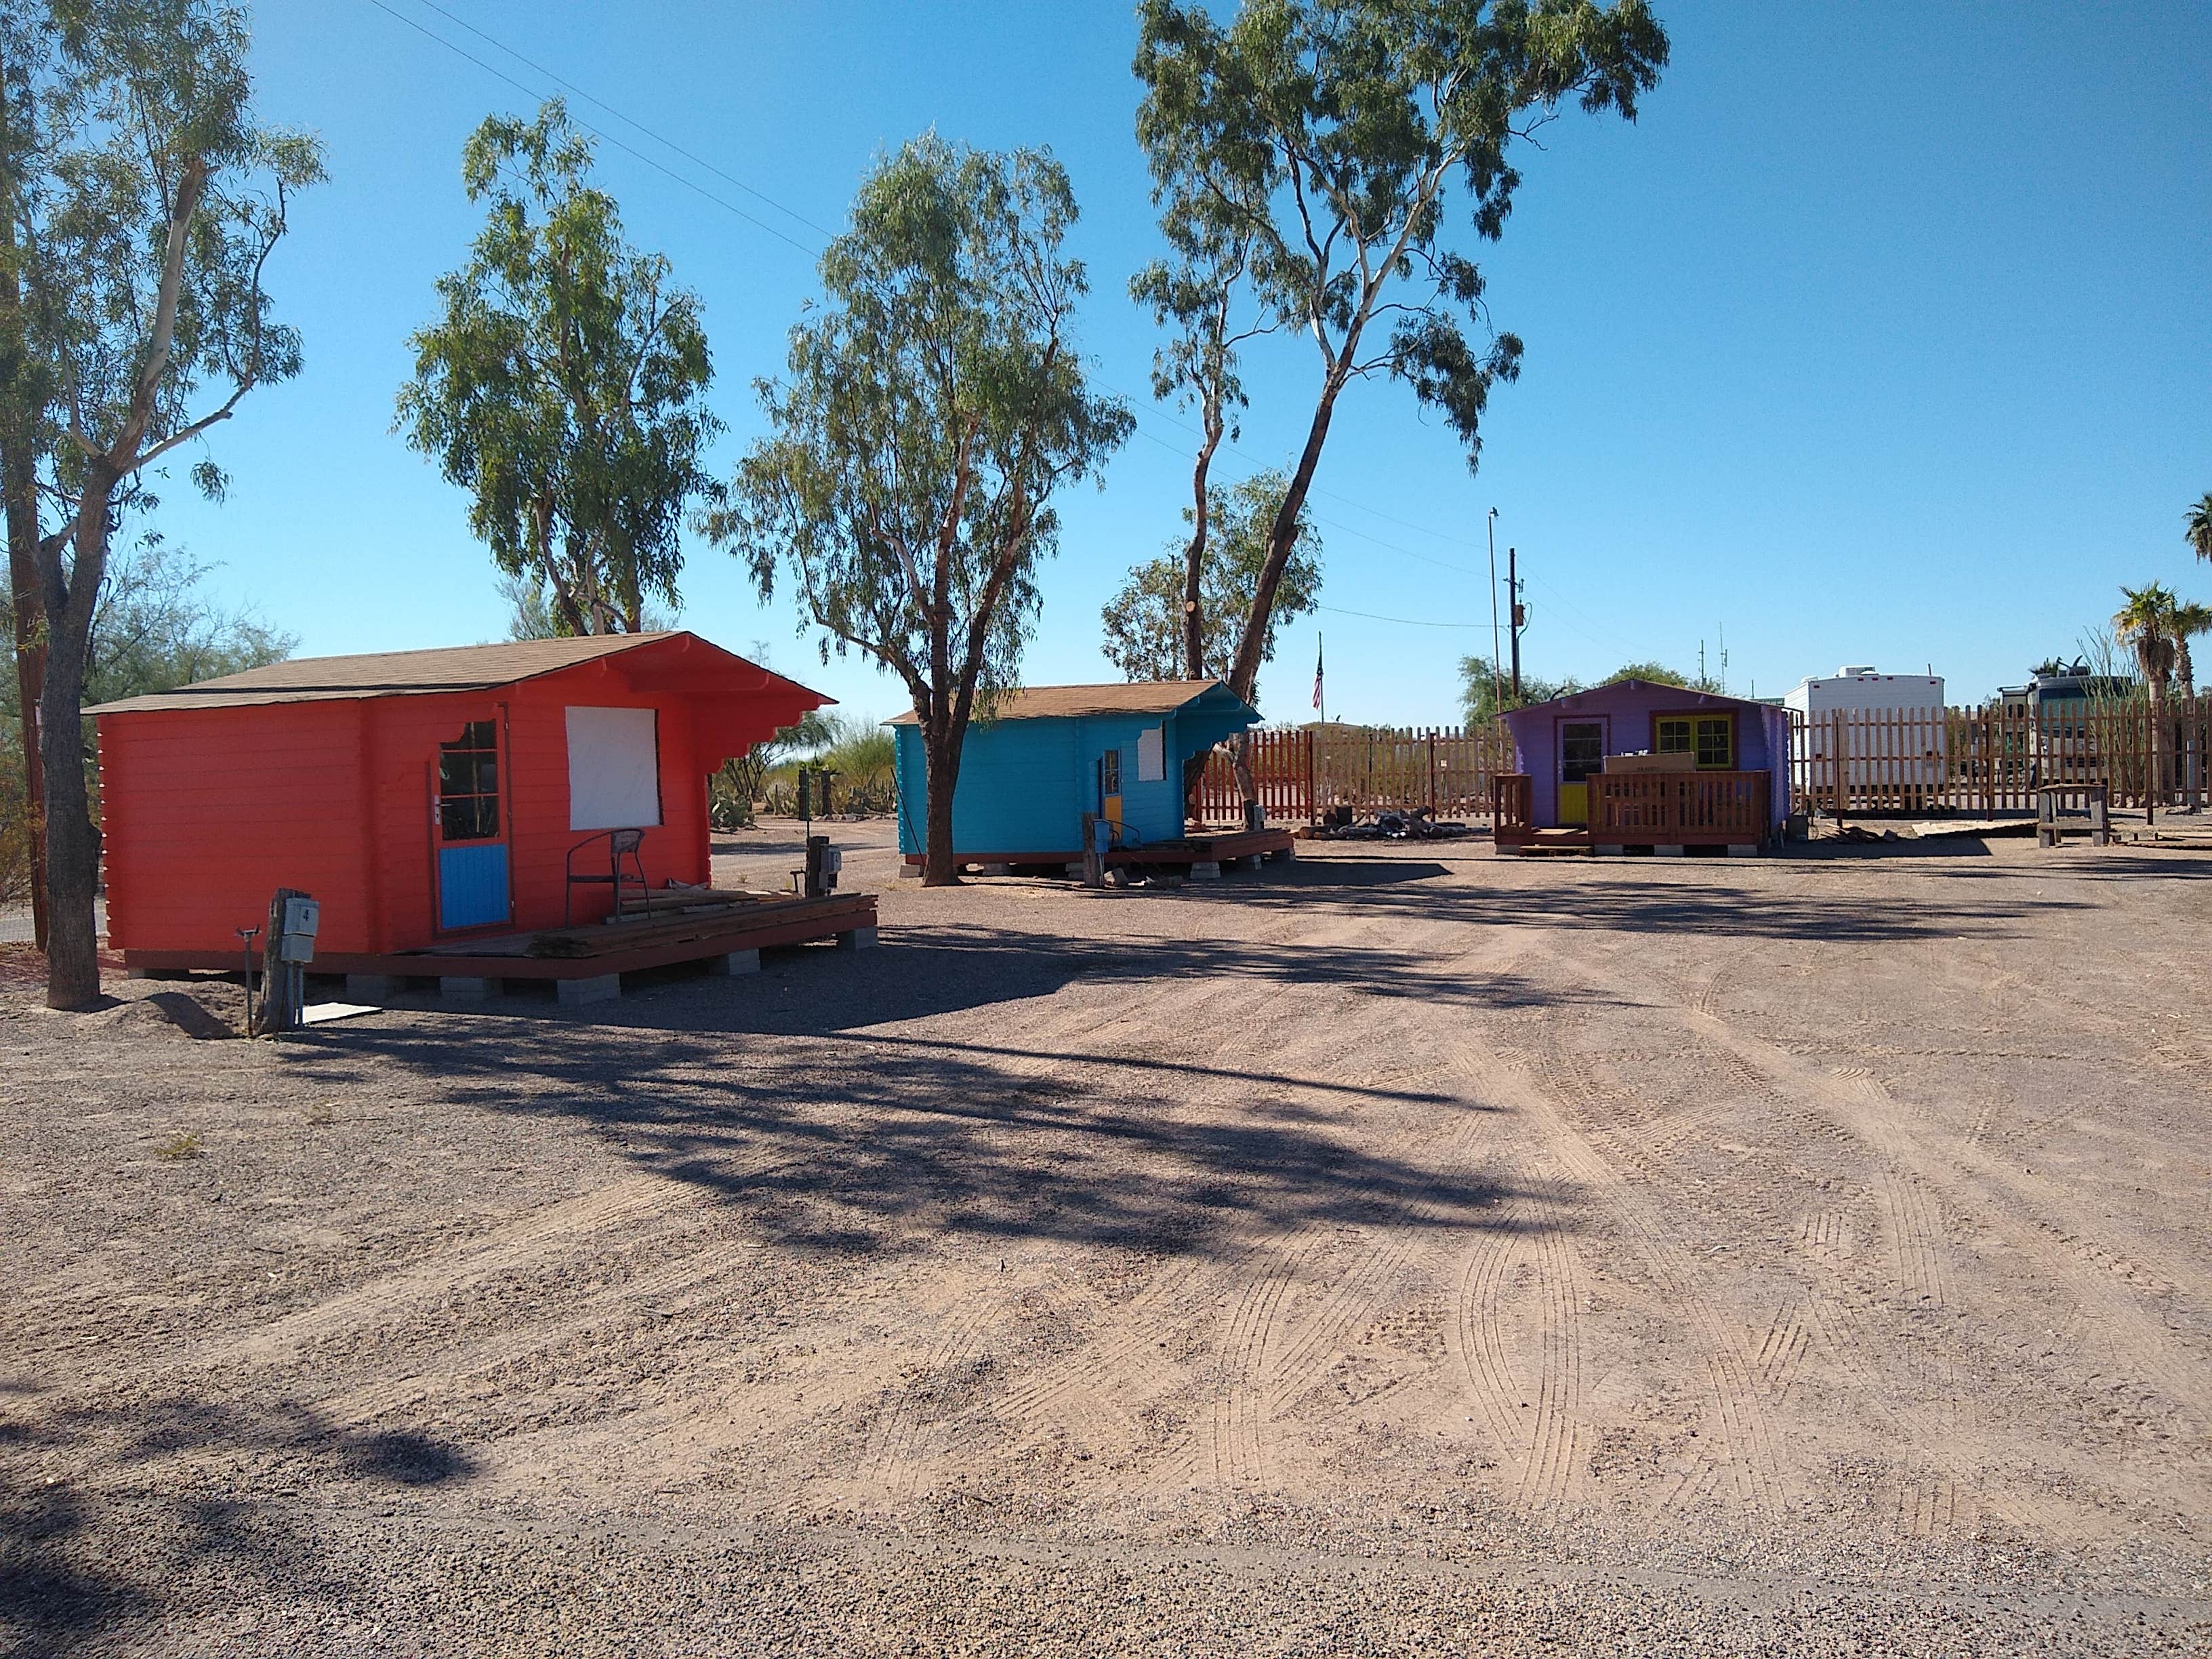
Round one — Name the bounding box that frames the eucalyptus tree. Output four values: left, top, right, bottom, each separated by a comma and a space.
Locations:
399, 99, 718, 636
1102, 472, 1319, 683
0, 8, 62, 945
1131, 209, 1273, 683
712, 135, 1131, 885
5, 0, 320, 1008
1133, 0, 1666, 764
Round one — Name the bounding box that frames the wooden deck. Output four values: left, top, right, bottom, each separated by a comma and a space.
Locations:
1494, 771, 1774, 854
901, 827, 1298, 874
120, 890, 878, 984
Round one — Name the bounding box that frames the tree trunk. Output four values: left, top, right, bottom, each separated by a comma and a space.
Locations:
2148, 679, 2169, 810
1179, 747, 1212, 827
1230, 730, 1257, 817
921, 726, 960, 887
39, 517, 104, 1009
1223, 377, 1343, 811
1176, 413, 1222, 822
0, 68, 48, 947
1181, 422, 1218, 682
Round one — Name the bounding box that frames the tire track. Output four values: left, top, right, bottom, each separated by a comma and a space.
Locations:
218, 1176, 679, 1368
861, 1284, 1008, 1500
1456, 1010, 1787, 1518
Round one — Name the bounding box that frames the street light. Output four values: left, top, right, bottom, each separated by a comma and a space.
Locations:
1486, 508, 1503, 718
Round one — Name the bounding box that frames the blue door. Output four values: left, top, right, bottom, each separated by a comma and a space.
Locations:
436, 720, 512, 931
438, 844, 510, 929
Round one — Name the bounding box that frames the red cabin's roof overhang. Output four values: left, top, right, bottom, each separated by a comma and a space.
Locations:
85, 629, 830, 765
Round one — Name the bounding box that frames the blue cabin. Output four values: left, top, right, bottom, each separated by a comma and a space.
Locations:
890, 680, 1263, 867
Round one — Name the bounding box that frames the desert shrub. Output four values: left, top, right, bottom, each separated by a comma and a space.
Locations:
709, 710, 836, 830
758, 713, 896, 815
0, 716, 32, 909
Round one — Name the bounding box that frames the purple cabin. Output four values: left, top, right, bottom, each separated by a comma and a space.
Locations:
1493, 680, 1792, 853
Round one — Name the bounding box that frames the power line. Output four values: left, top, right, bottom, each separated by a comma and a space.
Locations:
403, 0, 842, 243
363, 0, 1622, 636
1316, 603, 1489, 630
359, 0, 824, 258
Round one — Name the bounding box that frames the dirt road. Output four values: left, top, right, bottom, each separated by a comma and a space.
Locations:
4, 823, 2209, 1654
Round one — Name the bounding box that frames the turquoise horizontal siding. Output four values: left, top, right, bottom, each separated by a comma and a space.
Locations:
893, 707, 1230, 858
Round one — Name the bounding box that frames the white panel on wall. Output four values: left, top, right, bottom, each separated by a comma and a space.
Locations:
566, 706, 662, 831
1136, 724, 1166, 783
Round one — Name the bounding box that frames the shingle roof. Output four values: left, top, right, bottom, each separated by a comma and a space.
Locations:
87, 632, 682, 714
885, 680, 1238, 724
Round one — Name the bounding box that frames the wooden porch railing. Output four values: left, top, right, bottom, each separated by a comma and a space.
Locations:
1592, 770, 1770, 843
1492, 772, 1534, 841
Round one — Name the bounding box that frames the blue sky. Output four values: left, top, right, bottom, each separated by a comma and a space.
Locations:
148, 1, 2210, 722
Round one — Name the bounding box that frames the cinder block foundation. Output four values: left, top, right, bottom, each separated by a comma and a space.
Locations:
1189, 860, 1222, 881
836, 926, 878, 950
556, 973, 621, 1006
712, 949, 760, 976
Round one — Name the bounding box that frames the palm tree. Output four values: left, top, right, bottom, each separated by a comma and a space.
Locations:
2115, 583, 2179, 803
2172, 600, 2212, 699
2188, 493, 2212, 567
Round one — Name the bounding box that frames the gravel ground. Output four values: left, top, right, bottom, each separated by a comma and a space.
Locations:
3, 819, 2210, 1656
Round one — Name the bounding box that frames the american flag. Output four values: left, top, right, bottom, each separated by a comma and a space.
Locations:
1311, 636, 1324, 710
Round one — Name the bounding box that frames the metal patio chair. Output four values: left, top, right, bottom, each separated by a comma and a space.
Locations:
565, 827, 649, 926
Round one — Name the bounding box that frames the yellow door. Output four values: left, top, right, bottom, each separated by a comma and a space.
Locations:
1101, 747, 1124, 838
1559, 721, 1604, 825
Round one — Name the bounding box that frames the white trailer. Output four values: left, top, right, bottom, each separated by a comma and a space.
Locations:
1785, 666, 1947, 804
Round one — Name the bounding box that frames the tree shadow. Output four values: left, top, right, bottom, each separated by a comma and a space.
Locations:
305, 1008, 1544, 1265
1205, 856, 2089, 942
0, 1393, 475, 1656
346, 919, 1615, 1036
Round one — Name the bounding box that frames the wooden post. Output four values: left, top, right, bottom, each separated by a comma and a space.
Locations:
1830, 709, 1847, 823
253, 886, 306, 1036
1080, 813, 1104, 888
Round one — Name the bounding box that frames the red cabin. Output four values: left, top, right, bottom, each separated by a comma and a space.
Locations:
87, 632, 831, 967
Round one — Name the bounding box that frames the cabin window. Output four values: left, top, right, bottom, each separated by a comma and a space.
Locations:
566, 706, 663, 831
1695, 718, 1734, 769
1136, 724, 1166, 782
1656, 714, 1733, 769
438, 721, 501, 842
1560, 722, 1605, 783
1101, 747, 1122, 796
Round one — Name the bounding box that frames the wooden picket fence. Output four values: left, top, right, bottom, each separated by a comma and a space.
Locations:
1788, 697, 2212, 816
1195, 722, 1513, 824
1195, 698, 2212, 826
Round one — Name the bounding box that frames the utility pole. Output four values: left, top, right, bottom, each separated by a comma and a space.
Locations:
1508, 546, 1524, 702
1485, 509, 1502, 718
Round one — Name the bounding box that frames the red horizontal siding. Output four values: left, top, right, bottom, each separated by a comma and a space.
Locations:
100, 649, 769, 958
